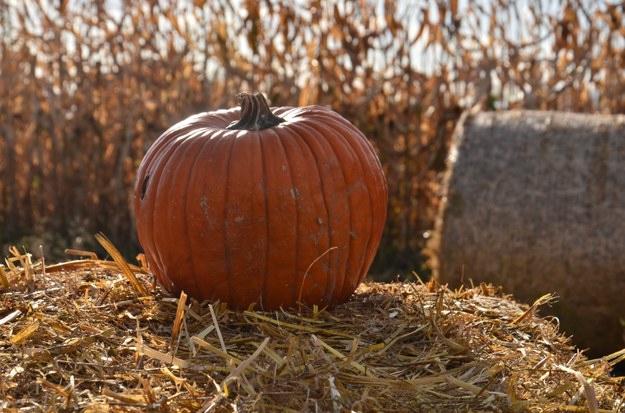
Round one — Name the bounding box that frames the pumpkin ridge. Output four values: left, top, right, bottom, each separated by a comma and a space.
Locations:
285, 121, 338, 305
183, 128, 217, 299
299, 119, 359, 301
258, 127, 298, 310
256, 130, 270, 309
225, 130, 268, 307
303, 109, 386, 298
143, 130, 192, 291
324, 119, 382, 297
158, 132, 205, 296
272, 130, 302, 308
137, 122, 194, 179
193, 129, 235, 302
222, 133, 238, 308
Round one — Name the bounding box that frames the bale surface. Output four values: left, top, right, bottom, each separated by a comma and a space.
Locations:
430, 110, 625, 357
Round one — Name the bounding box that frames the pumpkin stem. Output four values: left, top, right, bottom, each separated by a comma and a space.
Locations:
227, 93, 285, 131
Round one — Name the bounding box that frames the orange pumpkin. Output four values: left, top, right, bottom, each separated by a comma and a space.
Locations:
134, 93, 387, 310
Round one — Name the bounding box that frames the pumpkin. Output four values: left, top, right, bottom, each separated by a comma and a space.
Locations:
134, 93, 387, 310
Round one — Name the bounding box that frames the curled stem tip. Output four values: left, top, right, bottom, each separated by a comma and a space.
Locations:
227, 93, 285, 131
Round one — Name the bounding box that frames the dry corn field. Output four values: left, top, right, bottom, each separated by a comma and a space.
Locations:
1, 0, 625, 275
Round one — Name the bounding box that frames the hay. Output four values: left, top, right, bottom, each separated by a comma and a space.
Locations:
1, 247, 624, 412
429, 110, 625, 358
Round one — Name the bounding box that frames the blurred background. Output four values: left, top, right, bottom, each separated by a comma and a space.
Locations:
1, 0, 624, 280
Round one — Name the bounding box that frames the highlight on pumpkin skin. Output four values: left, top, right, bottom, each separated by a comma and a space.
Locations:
226, 93, 286, 131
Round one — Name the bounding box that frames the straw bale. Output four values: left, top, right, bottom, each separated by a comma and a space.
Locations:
429, 110, 625, 357
1, 248, 623, 412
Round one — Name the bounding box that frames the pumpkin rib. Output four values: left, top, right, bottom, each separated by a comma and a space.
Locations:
289, 120, 334, 303
143, 131, 192, 292
143, 135, 176, 291
298, 123, 339, 305
182, 128, 217, 299
138, 122, 194, 178
225, 130, 269, 307
283, 120, 326, 304
260, 128, 297, 308
326, 116, 375, 274
156, 130, 207, 296
275, 124, 312, 303
221, 132, 239, 308
256, 130, 271, 309
192, 129, 234, 301
284, 120, 341, 305
302, 118, 365, 301
175, 128, 214, 294
316, 115, 383, 298
136, 136, 170, 281
271, 106, 297, 119
258, 126, 298, 309
309, 109, 386, 299
286, 107, 376, 297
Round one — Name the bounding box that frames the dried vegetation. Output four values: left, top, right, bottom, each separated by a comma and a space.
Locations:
1, 246, 624, 412
1, 1, 625, 274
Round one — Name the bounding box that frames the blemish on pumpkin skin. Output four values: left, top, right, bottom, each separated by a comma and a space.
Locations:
200, 195, 209, 217
140, 175, 150, 200
290, 187, 299, 199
